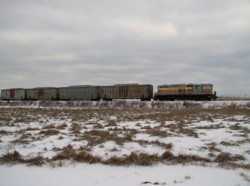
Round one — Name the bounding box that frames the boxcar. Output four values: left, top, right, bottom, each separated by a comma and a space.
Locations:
1, 88, 26, 100
58, 85, 100, 100
99, 84, 153, 101
26, 87, 57, 100
154, 83, 217, 101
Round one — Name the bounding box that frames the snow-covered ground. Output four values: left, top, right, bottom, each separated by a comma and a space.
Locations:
0, 164, 249, 186
0, 102, 249, 185
0, 100, 249, 109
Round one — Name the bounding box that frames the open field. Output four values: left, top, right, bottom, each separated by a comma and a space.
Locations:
0, 101, 249, 185
0, 100, 250, 109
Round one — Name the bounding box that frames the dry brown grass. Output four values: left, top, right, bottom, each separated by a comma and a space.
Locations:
43, 124, 56, 129
0, 151, 23, 163
1, 149, 249, 169
56, 123, 68, 130
106, 120, 117, 127
135, 140, 173, 150
161, 151, 210, 163
39, 129, 60, 136
197, 124, 224, 129
146, 129, 168, 137
0, 151, 46, 166
215, 152, 245, 163
205, 142, 221, 152
52, 144, 100, 163
104, 153, 159, 166
83, 130, 113, 145
71, 123, 81, 132
0, 130, 9, 135
0, 106, 249, 168
26, 156, 46, 166
93, 123, 104, 129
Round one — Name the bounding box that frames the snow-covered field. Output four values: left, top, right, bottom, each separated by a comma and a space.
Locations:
0, 101, 249, 185
1, 164, 249, 186
0, 100, 250, 109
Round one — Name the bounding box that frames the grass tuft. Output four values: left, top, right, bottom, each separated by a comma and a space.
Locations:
26, 156, 46, 166
39, 129, 59, 136
215, 152, 245, 163
0, 151, 23, 163
104, 153, 159, 166
52, 145, 100, 163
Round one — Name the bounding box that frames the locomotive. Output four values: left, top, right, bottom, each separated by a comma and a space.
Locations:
0, 83, 217, 101
154, 84, 217, 101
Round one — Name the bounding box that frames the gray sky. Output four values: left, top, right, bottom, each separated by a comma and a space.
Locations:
0, 0, 250, 95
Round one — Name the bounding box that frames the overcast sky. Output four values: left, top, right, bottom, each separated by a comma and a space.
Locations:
0, 0, 250, 95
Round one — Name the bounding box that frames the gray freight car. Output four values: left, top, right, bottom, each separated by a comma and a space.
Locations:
58, 85, 100, 100
1, 88, 26, 100
100, 84, 153, 101
26, 87, 57, 100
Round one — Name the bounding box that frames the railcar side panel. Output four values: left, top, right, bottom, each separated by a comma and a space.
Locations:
1, 89, 9, 100
1, 89, 26, 100
100, 84, 153, 100
26, 88, 57, 100
58, 86, 99, 100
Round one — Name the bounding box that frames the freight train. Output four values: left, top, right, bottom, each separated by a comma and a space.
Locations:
0, 83, 217, 101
